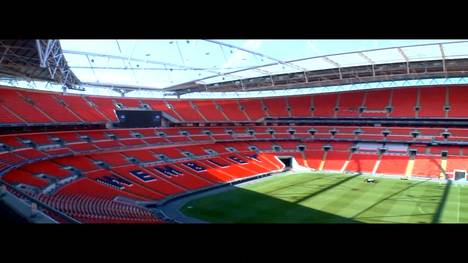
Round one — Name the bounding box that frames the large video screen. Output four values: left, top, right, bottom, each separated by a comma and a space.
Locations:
115, 110, 162, 128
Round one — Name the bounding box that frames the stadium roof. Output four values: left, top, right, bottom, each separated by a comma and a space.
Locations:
58, 39, 468, 95
0, 40, 80, 88
3, 40, 468, 97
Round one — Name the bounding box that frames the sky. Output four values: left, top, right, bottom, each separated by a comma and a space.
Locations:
60, 40, 467, 89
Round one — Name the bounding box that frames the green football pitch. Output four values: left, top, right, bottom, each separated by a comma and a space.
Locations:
181, 172, 468, 223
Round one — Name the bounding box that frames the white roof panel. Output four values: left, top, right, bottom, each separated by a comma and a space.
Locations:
60, 40, 467, 90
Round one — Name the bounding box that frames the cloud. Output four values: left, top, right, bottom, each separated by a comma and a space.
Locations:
222, 40, 263, 69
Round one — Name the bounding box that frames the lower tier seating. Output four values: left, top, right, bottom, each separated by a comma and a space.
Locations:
3, 126, 468, 224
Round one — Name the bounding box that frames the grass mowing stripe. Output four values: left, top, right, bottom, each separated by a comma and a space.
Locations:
306, 176, 377, 220
351, 179, 409, 223
375, 180, 436, 223
181, 172, 468, 223
443, 184, 462, 223
340, 179, 391, 218
348, 178, 405, 221
378, 180, 439, 223
245, 173, 325, 196
405, 180, 441, 223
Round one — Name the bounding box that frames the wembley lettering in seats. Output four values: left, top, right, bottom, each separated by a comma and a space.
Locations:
229, 156, 247, 164
96, 175, 133, 189
154, 166, 183, 177
183, 162, 206, 171
208, 159, 229, 167
245, 154, 261, 161
130, 170, 156, 182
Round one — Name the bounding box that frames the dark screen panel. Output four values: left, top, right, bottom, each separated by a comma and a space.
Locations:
116, 110, 162, 128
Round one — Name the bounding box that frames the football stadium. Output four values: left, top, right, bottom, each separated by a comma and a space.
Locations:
1, 39, 468, 224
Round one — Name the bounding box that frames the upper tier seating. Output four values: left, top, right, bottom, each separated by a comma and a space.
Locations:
361, 89, 391, 117
447, 86, 468, 118
20, 91, 81, 122
288, 95, 312, 117
141, 99, 180, 120
313, 93, 337, 117
192, 100, 227, 121
0, 104, 23, 123
0, 88, 51, 123
61, 95, 106, 122
263, 97, 289, 117
115, 98, 141, 108
238, 99, 265, 121
86, 96, 118, 121
336, 91, 364, 117
1, 85, 468, 125
167, 100, 205, 122
418, 87, 446, 118
389, 87, 417, 118
216, 100, 249, 121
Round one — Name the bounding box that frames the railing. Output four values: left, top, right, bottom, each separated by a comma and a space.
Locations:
0, 179, 81, 224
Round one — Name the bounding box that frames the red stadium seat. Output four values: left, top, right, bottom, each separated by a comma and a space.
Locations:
192, 100, 227, 121
361, 89, 391, 117
389, 87, 417, 118
263, 97, 289, 117
313, 93, 338, 117
238, 99, 266, 121
4, 81, 468, 224
447, 86, 468, 118
376, 155, 409, 175
216, 100, 249, 121
418, 87, 446, 118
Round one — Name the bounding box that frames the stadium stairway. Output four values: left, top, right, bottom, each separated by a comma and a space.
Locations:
371, 154, 383, 175
405, 156, 415, 179
440, 157, 448, 180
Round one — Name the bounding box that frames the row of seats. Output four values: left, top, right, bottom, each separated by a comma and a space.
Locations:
6, 139, 465, 192
1, 141, 287, 223
4, 137, 468, 223
2, 137, 462, 178
3, 125, 468, 153
1, 123, 466, 181
2, 85, 468, 125
33, 193, 162, 224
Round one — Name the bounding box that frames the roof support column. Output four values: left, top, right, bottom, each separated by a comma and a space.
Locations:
397, 47, 410, 74
439, 44, 447, 75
